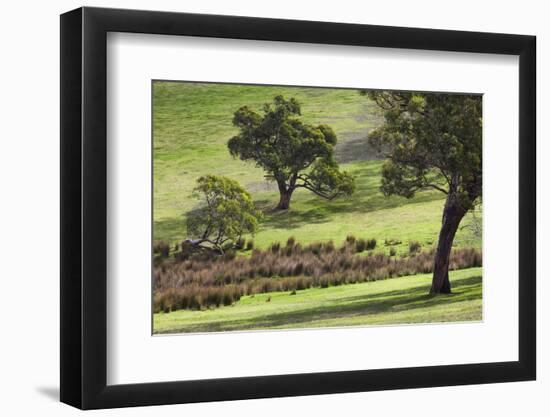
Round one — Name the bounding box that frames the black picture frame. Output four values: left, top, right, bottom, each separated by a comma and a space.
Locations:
60, 6, 536, 410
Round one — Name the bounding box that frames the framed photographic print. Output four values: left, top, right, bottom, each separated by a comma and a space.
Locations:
60, 6, 536, 409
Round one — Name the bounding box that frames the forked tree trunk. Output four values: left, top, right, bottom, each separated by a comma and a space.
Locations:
430, 194, 467, 294
276, 189, 293, 210
275, 178, 295, 210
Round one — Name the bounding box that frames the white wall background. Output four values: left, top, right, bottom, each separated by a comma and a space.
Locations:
0, 0, 545, 415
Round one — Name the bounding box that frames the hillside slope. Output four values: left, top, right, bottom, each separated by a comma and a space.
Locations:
153, 81, 481, 253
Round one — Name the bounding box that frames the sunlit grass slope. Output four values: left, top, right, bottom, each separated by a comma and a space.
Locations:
153, 81, 481, 254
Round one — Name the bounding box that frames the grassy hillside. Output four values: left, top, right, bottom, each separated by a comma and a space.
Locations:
153, 81, 481, 255
154, 267, 482, 333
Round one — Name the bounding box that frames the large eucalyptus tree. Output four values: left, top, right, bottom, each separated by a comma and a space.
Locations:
365, 91, 482, 294
228, 96, 355, 209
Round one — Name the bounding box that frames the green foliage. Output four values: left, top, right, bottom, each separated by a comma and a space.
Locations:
306, 158, 355, 200
228, 95, 355, 208
364, 91, 482, 210
235, 237, 246, 250
186, 175, 261, 252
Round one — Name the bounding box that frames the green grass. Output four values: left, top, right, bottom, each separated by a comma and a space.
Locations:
153, 81, 481, 254
154, 267, 482, 334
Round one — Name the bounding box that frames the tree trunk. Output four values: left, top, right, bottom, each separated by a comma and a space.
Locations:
275, 178, 295, 210
430, 195, 467, 295
276, 189, 293, 210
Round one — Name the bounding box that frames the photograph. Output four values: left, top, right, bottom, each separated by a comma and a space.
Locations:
152, 81, 483, 334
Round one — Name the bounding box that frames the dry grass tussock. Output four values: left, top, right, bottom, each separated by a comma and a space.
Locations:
153, 239, 481, 313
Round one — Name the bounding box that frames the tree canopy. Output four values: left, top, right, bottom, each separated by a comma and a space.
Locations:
365, 90, 482, 294
366, 91, 482, 206
228, 95, 355, 209
186, 175, 261, 253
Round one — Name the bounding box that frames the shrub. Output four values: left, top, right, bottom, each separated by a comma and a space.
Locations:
235, 237, 246, 250
295, 277, 306, 290
324, 240, 335, 253
345, 235, 356, 245
172, 241, 199, 261
222, 250, 237, 261
153, 241, 170, 258
355, 239, 367, 253
366, 238, 377, 250
286, 236, 296, 247
222, 290, 234, 306
409, 240, 422, 254
389, 247, 397, 257
206, 290, 222, 308
306, 242, 322, 256
270, 242, 281, 254
290, 290, 297, 295
284, 244, 294, 257
246, 240, 254, 250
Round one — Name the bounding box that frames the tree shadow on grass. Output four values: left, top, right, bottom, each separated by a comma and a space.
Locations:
256, 188, 445, 231
336, 275, 481, 305
258, 204, 335, 229
154, 217, 186, 243
168, 275, 482, 333
334, 132, 380, 164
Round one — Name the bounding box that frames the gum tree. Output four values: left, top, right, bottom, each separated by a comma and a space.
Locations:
365, 91, 482, 294
186, 175, 261, 253
228, 95, 355, 209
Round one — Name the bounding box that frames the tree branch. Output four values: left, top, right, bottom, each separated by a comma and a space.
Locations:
295, 174, 338, 200
425, 183, 448, 194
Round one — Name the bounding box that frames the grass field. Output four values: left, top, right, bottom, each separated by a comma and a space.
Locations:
154, 267, 482, 334
153, 81, 481, 255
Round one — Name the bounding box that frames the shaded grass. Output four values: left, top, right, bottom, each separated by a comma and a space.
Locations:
154, 267, 482, 334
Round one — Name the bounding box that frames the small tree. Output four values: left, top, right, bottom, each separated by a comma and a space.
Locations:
186, 175, 261, 253
228, 95, 355, 209
365, 91, 482, 294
